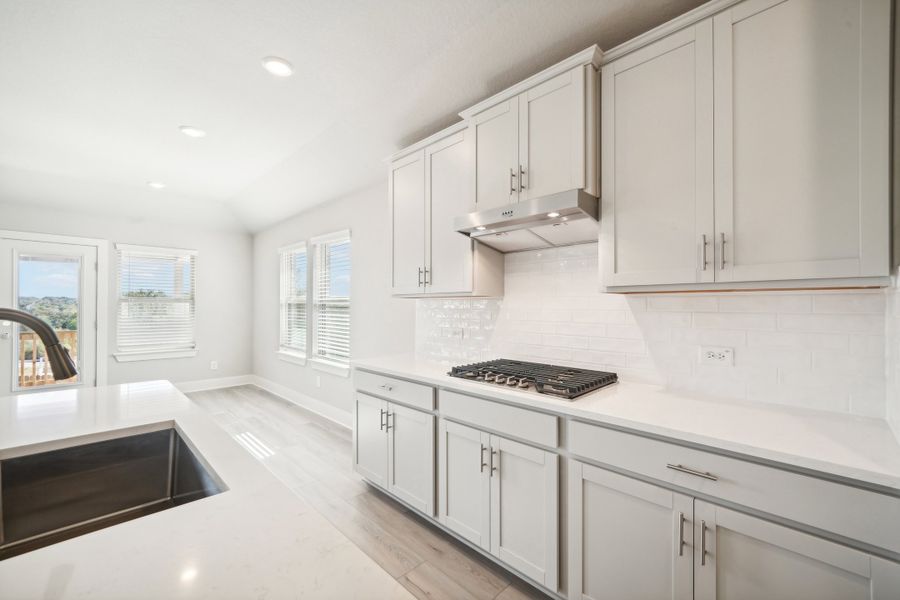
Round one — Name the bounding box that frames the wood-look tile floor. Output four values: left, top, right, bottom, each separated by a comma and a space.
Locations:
187, 385, 551, 600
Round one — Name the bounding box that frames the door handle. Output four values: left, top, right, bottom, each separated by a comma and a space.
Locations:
509, 168, 517, 195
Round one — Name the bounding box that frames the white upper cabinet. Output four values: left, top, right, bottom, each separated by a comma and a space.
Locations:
602, 0, 891, 291
519, 67, 598, 201
601, 22, 714, 287
389, 151, 426, 295
713, 0, 891, 283
461, 46, 602, 210
389, 123, 502, 297
470, 99, 520, 211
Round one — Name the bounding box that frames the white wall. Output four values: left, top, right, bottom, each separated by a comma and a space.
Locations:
417, 243, 888, 418
251, 183, 415, 417
0, 201, 252, 384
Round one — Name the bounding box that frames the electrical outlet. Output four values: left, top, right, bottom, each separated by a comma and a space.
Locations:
209, 360, 218, 371
699, 346, 734, 366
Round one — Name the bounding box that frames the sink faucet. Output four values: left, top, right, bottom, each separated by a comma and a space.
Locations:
0, 307, 79, 381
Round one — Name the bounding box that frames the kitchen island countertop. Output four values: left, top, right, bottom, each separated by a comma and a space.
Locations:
0, 380, 413, 600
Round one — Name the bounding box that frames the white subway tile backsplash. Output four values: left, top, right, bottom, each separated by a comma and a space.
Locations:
415, 242, 889, 418
813, 293, 885, 314
777, 314, 884, 334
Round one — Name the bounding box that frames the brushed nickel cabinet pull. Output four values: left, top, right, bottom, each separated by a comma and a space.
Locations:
666, 463, 718, 481
490, 449, 499, 476
509, 168, 517, 195
701, 234, 709, 271
385, 412, 393, 430
423, 268, 430, 286
519, 165, 526, 191
480, 444, 487, 473
700, 520, 708, 566
678, 512, 686, 556
720, 233, 726, 269
417, 267, 423, 287
379, 409, 385, 431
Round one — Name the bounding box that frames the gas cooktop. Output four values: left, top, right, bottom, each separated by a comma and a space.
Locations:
448, 359, 617, 400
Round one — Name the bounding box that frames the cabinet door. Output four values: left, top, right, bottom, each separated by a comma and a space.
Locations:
489, 434, 558, 591
568, 461, 692, 600
389, 151, 425, 294
694, 501, 900, 600
601, 22, 715, 287
712, 0, 890, 282
353, 393, 387, 487
437, 419, 491, 550
386, 402, 435, 516
518, 66, 594, 201
425, 128, 475, 295
471, 99, 519, 210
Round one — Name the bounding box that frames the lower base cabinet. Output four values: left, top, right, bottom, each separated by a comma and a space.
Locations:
438, 419, 559, 591
353, 392, 435, 515
694, 501, 900, 600
568, 461, 692, 600
569, 459, 900, 600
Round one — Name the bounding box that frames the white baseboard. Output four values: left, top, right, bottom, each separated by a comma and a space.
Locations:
250, 375, 352, 429
174, 375, 255, 393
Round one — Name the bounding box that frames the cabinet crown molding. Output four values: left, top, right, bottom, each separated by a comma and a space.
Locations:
386, 120, 468, 163
601, 0, 742, 64
458, 45, 602, 119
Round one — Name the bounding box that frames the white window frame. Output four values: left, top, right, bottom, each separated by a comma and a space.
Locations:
114, 243, 198, 362
277, 241, 308, 366
310, 230, 351, 377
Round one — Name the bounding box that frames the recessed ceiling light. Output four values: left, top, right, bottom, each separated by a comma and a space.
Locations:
547, 212, 561, 218
179, 125, 206, 138
147, 181, 166, 189
261, 56, 293, 77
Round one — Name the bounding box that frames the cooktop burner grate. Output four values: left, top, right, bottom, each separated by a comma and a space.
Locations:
448, 359, 617, 399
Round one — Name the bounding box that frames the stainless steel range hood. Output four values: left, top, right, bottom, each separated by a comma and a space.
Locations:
454, 189, 599, 253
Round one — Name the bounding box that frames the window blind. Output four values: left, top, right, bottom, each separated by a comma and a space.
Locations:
312, 232, 351, 364
279, 243, 307, 356
116, 245, 197, 355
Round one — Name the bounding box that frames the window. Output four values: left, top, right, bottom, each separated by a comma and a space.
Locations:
115, 244, 197, 361
311, 231, 351, 374
278, 243, 307, 363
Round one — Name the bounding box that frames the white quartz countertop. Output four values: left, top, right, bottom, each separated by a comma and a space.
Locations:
353, 355, 900, 492
0, 381, 413, 600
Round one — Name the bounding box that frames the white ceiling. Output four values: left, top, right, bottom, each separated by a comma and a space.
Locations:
0, 0, 706, 232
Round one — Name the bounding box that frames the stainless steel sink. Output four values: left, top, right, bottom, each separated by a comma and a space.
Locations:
0, 427, 224, 560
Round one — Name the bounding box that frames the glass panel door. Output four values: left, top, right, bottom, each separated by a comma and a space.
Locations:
0, 238, 98, 394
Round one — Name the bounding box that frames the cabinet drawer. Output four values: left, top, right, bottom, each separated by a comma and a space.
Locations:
569, 421, 900, 555
440, 390, 558, 448
355, 370, 434, 411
